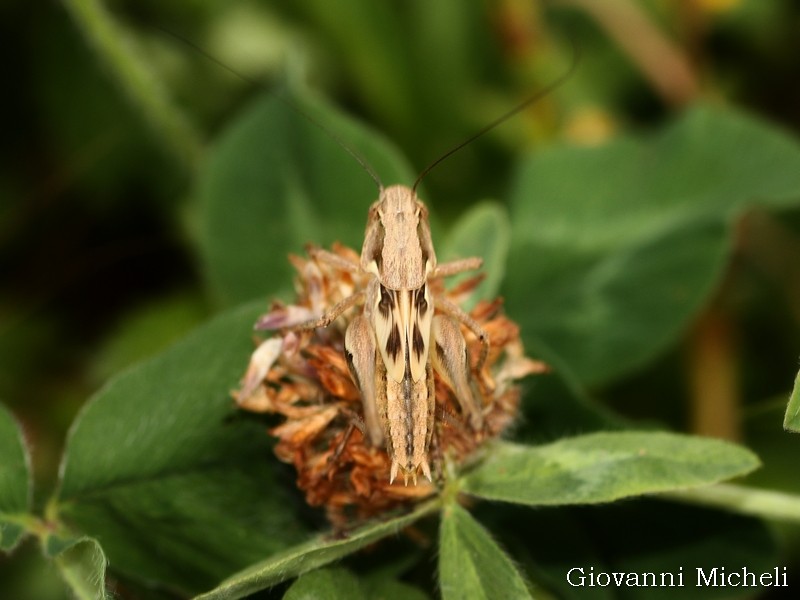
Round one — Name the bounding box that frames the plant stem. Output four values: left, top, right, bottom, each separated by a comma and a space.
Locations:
687, 308, 741, 440
664, 483, 800, 523
555, 0, 699, 106
62, 0, 204, 172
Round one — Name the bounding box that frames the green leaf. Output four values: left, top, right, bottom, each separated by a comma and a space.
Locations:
506, 105, 800, 385
440, 202, 510, 307
195, 499, 439, 600
54, 302, 309, 593
284, 568, 364, 600
365, 579, 429, 600
461, 432, 759, 506
0, 402, 32, 552
439, 503, 532, 600
197, 85, 414, 305
283, 566, 429, 600
784, 369, 800, 432
52, 537, 109, 600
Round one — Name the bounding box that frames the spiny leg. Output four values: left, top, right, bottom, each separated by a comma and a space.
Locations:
326, 419, 356, 471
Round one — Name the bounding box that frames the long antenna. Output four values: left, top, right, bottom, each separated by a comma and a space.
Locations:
156, 26, 384, 191
412, 39, 580, 193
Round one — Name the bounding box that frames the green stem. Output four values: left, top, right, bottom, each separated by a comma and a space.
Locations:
664, 483, 800, 523
62, 0, 204, 171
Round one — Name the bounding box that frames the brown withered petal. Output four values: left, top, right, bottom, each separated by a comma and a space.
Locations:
236, 244, 543, 526
255, 304, 317, 330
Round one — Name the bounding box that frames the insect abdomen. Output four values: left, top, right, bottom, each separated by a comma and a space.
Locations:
382, 363, 434, 484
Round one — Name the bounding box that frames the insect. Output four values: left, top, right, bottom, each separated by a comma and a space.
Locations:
291, 185, 490, 485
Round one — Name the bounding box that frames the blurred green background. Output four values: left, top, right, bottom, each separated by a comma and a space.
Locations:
3, 0, 800, 597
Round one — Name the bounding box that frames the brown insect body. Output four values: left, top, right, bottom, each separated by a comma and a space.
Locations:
298, 184, 487, 484
361, 186, 437, 483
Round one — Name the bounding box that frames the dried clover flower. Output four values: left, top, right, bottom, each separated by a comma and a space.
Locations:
236, 243, 545, 525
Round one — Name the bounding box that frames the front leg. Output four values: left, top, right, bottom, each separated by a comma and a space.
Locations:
289, 289, 366, 331
432, 256, 482, 279
309, 247, 362, 275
